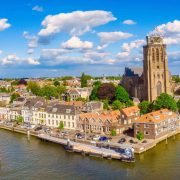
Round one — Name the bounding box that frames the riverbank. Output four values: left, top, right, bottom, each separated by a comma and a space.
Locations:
0, 124, 180, 155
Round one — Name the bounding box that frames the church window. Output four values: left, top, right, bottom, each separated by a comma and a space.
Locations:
157, 66, 159, 69
152, 48, 155, 62
157, 81, 162, 96
157, 74, 160, 79
156, 48, 159, 62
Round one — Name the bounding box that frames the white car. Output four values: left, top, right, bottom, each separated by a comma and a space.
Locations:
93, 135, 100, 141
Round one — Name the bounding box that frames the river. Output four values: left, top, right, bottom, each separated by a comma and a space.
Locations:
0, 129, 180, 180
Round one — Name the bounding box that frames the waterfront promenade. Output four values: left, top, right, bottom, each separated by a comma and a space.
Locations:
1, 123, 180, 155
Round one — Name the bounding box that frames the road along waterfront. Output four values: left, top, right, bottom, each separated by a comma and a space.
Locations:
0, 129, 180, 180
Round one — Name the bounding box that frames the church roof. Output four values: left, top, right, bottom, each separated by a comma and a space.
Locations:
124, 67, 143, 77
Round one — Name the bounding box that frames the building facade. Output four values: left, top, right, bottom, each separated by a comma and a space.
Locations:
143, 36, 172, 102
134, 109, 180, 139
121, 35, 172, 102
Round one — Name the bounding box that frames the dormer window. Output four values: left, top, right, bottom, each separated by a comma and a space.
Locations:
66, 109, 71, 113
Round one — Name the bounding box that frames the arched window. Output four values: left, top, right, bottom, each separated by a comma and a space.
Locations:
157, 81, 162, 96
161, 48, 164, 62
152, 48, 155, 62
156, 48, 159, 62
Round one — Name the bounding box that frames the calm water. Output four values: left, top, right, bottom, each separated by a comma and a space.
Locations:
0, 129, 180, 180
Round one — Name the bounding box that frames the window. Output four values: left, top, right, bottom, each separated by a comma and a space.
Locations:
144, 131, 149, 135
136, 124, 140, 128
144, 124, 149, 128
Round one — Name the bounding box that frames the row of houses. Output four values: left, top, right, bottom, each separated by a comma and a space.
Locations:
0, 96, 179, 139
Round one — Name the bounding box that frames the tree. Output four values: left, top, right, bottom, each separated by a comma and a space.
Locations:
177, 100, 180, 111
136, 132, 144, 140
16, 115, 24, 124
58, 121, 64, 130
81, 73, 91, 88
126, 99, 134, 107
10, 93, 20, 103
54, 80, 60, 87
112, 100, 123, 110
154, 93, 177, 112
103, 100, 110, 110
111, 129, 117, 136
139, 101, 151, 115
90, 81, 101, 101
97, 83, 116, 101
27, 81, 42, 96
76, 97, 86, 102
115, 86, 130, 103
18, 79, 27, 85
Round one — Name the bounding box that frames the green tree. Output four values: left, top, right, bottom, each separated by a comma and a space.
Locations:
16, 115, 24, 124
115, 86, 130, 103
139, 101, 151, 114
54, 80, 60, 86
136, 132, 144, 140
103, 100, 110, 110
80, 73, 92, 88
154, 93, 177, 112
58, 121, 64, 130
126, 99, 134, 107
90, 81, 101, 101
112, 100, 124, 110
27, 81, 42, 96
111, 129, 117, 136
177, 100, 180, 111
10, 93, 20, 103
76, 97, 86, 102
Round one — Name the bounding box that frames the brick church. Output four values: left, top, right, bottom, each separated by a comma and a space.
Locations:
121, 35, 172, 102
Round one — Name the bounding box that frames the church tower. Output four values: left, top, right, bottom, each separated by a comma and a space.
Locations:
143, 36, 172, 102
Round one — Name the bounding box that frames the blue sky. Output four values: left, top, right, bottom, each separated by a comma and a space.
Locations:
0, 0, 180, 78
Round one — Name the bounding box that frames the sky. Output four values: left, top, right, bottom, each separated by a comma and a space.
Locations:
0, 0, 180, 78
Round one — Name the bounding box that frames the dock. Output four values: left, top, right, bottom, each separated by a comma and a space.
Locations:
38, 134, 135, 162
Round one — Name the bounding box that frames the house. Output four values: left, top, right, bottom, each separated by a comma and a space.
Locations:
0, 107, 9, 120
31, 103, 78, 130
21, 97, 45, 123
120, 106, 140, 126
0, 93, 11, 105
77, 110, 120, 134
8, 107, 21, 121
134, 109, 180, 139
82, 101, 103, 113
62, 88, 91, 101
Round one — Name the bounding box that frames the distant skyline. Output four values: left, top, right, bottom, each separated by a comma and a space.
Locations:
0, 0, 180, 78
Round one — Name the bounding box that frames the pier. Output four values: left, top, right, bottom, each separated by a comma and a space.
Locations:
38, 134, 135, 162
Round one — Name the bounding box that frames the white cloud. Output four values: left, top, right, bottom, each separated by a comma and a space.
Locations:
32, 5, 43, 12
97, 31, 133, 45
0, 54, 40, 65
151, 20, 180, 45
0, 50, 2, 55
0, 19, 11, 31
38, 10, 116, 39
62, 36, 93, 49
122, 20, 136, 25
121, 39, 145, 52
23, 31, 38, 54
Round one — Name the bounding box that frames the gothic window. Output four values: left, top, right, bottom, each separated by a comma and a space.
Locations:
161, 48, 164, 62
157, 74, 160, 79
157, 81, 162, 96
152, 48, 155, 62
156, 48, 159, 62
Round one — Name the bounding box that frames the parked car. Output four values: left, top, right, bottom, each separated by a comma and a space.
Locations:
93, 135, 100, 141
75, 133, 84, 139
118, 138, 126, 144
34, 126, 42, 131
99, 136, 108, 142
